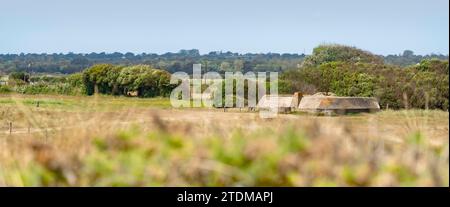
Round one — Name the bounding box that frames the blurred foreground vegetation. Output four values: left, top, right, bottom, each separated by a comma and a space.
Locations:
0, 95, 448, 186
4, 114, 449, 187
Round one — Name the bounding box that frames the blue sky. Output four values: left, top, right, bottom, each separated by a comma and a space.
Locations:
0, 0, 448, 55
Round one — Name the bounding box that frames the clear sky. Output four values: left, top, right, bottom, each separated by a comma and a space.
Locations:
0, 0, 448, 55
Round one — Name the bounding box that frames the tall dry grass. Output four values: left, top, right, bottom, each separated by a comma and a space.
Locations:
0, 94, 448, 186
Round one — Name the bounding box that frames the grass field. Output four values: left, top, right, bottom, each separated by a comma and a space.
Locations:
0, 94, 448, 186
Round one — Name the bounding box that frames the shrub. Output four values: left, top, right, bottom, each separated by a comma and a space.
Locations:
0, 85, 12, 93
301, 44, 384, 67
280, 59, 449, 110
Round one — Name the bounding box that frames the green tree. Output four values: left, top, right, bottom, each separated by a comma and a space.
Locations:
302, 44, 383, 67
9, 71, 30, 83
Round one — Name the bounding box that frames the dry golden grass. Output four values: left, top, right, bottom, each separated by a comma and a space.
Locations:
0, 94, 448, 186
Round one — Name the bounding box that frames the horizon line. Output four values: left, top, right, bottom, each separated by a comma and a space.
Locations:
0, 50, 448, 57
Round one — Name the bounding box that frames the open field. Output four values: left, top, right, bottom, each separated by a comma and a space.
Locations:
0, 94, 448, 186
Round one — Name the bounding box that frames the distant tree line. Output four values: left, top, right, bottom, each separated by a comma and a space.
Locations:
1, 48, 447, 75
384, 50, 448, 67
0, 49, 305, 75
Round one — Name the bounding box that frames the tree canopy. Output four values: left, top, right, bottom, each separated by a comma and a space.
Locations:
301, 44, 384, 67
82, 64, 173, 97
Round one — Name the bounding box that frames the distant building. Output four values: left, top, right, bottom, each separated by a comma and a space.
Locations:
126, 91, 138, 97
257, 93, 303, 113
298, 93, 380, 115
256, 92, 380, 115
0, 76, 8, 85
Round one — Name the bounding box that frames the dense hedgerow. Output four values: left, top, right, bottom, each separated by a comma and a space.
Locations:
2, 64, 175, 98
280, 45, 449, 110
82, 64, 174, 97
4, 73, 84, 96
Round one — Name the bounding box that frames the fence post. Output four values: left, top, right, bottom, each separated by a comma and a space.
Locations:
45, 128, 48, 143
9, 122, 12, 134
